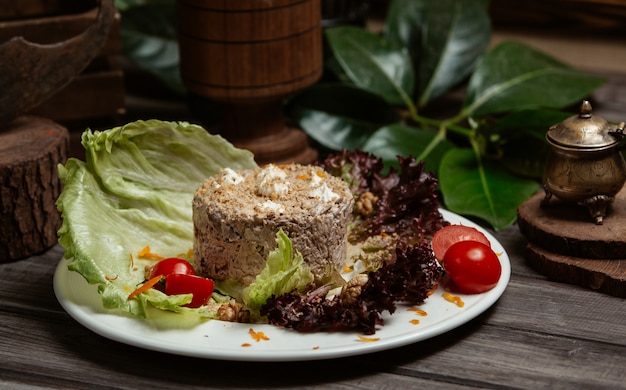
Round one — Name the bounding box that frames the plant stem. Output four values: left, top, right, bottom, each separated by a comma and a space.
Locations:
410, 112, 472, 138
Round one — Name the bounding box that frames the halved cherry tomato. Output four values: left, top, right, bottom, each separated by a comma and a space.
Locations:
431, 224, 491, 260
147, 258, 196, 293
164, 273, 215, 308
442, 240, 501, 294
148, 257, 196, 279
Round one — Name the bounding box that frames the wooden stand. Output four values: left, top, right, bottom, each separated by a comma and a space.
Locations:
0, 117, 69, 261
177, 0, 322, 165
0, 0, 125, 159
517, 190, 626, 297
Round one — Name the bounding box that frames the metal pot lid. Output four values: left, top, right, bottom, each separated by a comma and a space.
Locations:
546, 100, 620, 149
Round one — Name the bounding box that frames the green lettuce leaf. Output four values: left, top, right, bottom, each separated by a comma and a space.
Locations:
242, 230, 314, 313
57, 120, 257, 317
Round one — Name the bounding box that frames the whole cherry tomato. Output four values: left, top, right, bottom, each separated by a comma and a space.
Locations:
164, 273, 215, 308
431, 224, 491, 260
442, 240, 501, 294
148, 257, 196, 279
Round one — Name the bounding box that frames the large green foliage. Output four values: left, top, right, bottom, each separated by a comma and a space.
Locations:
301, 0, 604, 230
116, 0, 605, 230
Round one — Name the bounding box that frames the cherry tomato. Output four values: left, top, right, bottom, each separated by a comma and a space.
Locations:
148, 257, 196, 279
442, 240, 501, 294
164, 273, 215, 308
431, 224, 491, 260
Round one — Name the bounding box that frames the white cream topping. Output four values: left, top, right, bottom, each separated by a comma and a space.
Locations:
309, 181, 339, 202
309, 169, 323, 186
256, 164, 289, 197
220, 167, 244, 185
259, 200, 285, 213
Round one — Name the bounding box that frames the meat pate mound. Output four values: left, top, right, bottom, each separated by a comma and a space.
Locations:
192, 164, 354, 286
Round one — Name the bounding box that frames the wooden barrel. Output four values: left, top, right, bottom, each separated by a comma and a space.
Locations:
177, 0, 323, 102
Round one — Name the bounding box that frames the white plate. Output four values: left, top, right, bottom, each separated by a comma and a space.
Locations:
53, 209, 510, 362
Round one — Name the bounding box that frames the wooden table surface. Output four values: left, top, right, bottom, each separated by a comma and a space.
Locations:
1, 72, 625, 389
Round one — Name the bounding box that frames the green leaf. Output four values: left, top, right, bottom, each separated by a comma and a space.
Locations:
439, 148, 540, 230
120, 2, 184, 95
286, 83, 400, 151
325, 26, 415, 107
499, 133, 548, 179
362, 124, 454, 175
479, 109, 573, 179
492, 108, 573, 137
385, 0, 491, 107
242, 230, 314, 313
463, 41, 605, 117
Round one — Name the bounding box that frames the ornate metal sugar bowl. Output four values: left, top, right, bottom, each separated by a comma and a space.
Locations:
542, 100, 626, 224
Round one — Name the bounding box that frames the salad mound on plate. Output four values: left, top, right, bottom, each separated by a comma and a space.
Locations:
56, 120, 447, 333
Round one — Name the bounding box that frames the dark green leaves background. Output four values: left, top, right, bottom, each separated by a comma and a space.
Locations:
298, 0, 604, 230
117, 0, 605, 230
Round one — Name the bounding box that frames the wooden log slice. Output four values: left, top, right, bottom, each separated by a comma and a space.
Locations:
518, 189, 626, 297
525, 243, 626, 298
517, 189, 626, 259
0, 116, 69, 261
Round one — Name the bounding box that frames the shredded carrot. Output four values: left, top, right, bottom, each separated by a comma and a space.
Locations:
129, 253, 135, 270
410, 319, 420, 325
241, 343, 252, 347
315, 170, 326, 178
442, 292, 465, 308
312, 346, 320, 350
380, 231, 388, 237
357, 335, 380, 342
249, 328, 270, 342
343, 263, 353, 273
127, 275, 162, 300
296, 174, 310, 180
123, 286, 131, 292
408, 308, 427, 316
138, 246, 164, 260
105, 274, 118, 281
427, 284, 438, 296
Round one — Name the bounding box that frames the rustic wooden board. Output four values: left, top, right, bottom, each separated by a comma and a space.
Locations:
517, 190, 626, 297
0, 116, 68, 261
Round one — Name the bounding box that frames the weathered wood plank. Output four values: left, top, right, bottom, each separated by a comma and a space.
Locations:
1, 243, 624, 389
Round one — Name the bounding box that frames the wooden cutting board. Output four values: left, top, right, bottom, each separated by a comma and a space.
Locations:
517, 190, 626, 297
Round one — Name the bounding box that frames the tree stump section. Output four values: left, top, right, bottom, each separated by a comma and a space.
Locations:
517, 190, 626, 297
0, 116, 69, 261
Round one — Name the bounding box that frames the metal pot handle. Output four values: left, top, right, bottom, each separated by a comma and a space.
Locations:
611, 122, 626, 150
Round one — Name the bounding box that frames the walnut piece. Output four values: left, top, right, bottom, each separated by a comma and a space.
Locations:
355, 191, 378, 217
218, 301, 250, 323
339, 273, 369, 306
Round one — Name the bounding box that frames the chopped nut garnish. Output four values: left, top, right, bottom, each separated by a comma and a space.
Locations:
355, 191, 378, 217
218, 302, 250, 322
339, 273, 369, 306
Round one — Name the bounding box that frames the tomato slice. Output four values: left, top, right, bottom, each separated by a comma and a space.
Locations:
164, 273, 215, 308
442, 240, 501, 294
431, 224, 491, 260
